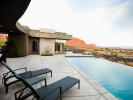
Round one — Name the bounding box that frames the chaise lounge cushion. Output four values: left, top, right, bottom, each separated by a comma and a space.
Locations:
20, 76, 80, 100
19, 68, 52, 79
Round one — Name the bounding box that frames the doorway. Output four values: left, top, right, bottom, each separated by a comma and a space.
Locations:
32, 40, 38, 54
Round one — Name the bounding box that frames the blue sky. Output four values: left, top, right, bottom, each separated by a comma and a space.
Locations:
19, 0, 133, 47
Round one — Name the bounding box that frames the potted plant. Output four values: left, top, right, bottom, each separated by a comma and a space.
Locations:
42, 46, 53, 56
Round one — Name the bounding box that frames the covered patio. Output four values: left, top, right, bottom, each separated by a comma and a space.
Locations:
0, 1, 118, 99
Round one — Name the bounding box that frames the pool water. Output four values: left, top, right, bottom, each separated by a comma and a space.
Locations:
67, 57, 133, 100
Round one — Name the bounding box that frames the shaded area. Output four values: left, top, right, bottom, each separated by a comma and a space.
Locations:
0, 0, 31, 33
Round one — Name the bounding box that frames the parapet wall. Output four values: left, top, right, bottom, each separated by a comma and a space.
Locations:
28, 30, 72, 40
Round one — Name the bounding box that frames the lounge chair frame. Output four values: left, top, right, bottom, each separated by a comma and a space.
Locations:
15, 76, 80, 100
0, 60, 47, 100
0, 53, 8, 63
1, 60, 52, 93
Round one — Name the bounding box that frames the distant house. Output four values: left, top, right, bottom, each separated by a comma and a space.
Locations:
0, 0, 72, 56
27, 27, 72, 55
0, 27, 72, 56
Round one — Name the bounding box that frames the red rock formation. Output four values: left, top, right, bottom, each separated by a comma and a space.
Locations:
87, 43, 97, 49
66, 37, 97, 49
0, 34, 8, 41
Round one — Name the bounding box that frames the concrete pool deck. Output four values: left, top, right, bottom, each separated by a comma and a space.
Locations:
0, 54, 118, 100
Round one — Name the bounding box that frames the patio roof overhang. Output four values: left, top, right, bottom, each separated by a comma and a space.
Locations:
28, 29, 72, 40
0, 0, 72, 40
0, 0, 31, 34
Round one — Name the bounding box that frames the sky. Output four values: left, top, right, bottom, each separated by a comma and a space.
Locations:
19, 0, 133, 48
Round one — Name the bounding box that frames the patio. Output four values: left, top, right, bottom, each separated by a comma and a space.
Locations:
0, 54, 118, 100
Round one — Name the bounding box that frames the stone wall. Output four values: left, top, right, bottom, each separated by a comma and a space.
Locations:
39, 38, 55, 55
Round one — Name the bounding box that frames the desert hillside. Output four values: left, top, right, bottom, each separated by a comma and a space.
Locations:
66, 37, 97, 49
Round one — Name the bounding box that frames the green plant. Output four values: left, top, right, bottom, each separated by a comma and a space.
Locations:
6, 40, 21, 57
91, 51, 98, 57
105, 48, 109, 51
44, 47, 51, 55
88, 52, 92, 55
128, 52, 133, 55
58, 50, 63, 53
0, 39, 6, 47
83, 51, 91, 55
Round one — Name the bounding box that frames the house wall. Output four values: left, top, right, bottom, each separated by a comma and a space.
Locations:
39, 38, 55, 55
8, 33, 28, 56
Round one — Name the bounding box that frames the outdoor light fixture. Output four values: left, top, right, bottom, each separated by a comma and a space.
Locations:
0, 25, 3, 27
9, 30, 13, 32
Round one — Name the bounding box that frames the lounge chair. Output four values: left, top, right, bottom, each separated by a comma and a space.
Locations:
15, 75, 80, 100
0, 53, 8, 63
1, 60, 52, 93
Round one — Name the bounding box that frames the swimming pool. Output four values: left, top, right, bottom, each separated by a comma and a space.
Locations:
67, 57, 133, 100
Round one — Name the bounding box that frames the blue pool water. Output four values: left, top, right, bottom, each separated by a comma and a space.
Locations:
67, 57, 133, 100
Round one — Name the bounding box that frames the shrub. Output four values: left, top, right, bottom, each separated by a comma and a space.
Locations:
88, 52, 92, 55
91, 51, 99, 57
58, 50, 63, 53
0, 39, 6, 47
117, 61, 124, 64
83, 51, 92, 55
44, 47, 52, 55
6, 40, 21, 57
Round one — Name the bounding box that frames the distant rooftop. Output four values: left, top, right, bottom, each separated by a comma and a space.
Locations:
27, 27, 72, 40
39, 28, 55, 33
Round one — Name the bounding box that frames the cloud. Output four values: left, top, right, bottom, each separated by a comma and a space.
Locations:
67, 0, 101, 13
19, 0, 133, 47
114, 1, 133, 28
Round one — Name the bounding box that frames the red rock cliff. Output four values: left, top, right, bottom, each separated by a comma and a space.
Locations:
0, 34, 8, 41
66, 37, 97, 49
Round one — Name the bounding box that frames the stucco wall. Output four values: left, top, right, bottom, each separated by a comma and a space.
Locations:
40, 38, 55, 55
8, 33, 28, 56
